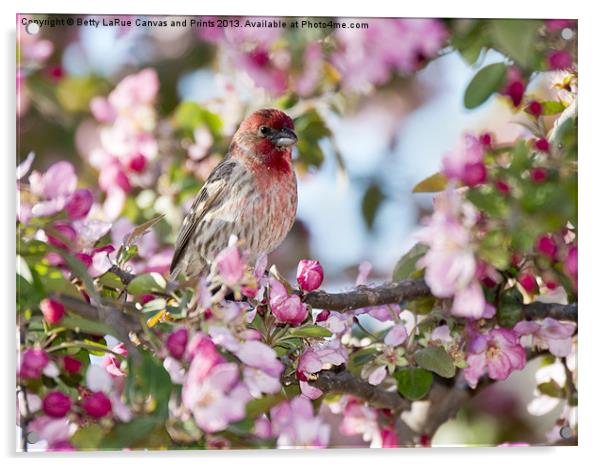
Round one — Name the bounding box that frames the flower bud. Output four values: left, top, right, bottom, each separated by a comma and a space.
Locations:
536, 234, 558, 260
518, 273, 537, 294
166, 328, 188, 360
20, 349, 49, 379
269, 278, 308, 326
534, 138, 550, 153
548, 50, 572, 70
315, 310, 330, 322
40, 298, 65, 324
530, 168, 547, 183
46, 222, 77, 250
526, 100, 542, 117
82, 392, 112, 418
43, 391, 72, 418
65, 189, 93, 220
296, 260, 324, 292
63, 356, 82, 374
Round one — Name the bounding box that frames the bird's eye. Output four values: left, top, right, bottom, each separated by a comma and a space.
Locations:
259, 126, 270, 136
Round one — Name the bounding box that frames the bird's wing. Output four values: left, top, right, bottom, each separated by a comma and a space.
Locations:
169, 157, 237, 275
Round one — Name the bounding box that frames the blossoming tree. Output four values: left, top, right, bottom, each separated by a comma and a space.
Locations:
17, 17, 577, 450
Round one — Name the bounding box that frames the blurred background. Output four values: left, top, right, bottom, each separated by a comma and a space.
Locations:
17, 14, 570, 446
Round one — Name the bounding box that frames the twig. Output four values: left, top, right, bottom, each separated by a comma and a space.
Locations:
52, 293, 141, 360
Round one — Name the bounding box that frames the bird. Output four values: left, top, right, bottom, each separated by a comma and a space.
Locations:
170, 108, 298, 280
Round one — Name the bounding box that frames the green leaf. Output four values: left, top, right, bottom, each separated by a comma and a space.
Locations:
412, 172, 448, 193
509, 140, 531, 175
479, 230, 510, 270
466, 187, 507, 218
394, 367, 433, 401
100, 416, 161, 450
537, 381, 563, 398
393, 243, 428, 281
245, 394, 287, 419
541, 100, 566, 115
173, 102, 223, 138
127, 273, 167, 296
464, 62, 508, 109
498, 286, 524, 328
97, 272, 124, 289
33, 263, 80, 298
361, 184, 384, 230
491, 20, 542, 70
289, 325, 333, 338
294, 109, 331, 169
48, 245, 103, 305
415, 346, 456, 378
61, 314, 116, 336
125, 350, 172, 417
71, 424, 105, 450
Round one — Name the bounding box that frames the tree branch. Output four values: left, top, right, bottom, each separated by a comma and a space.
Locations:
302, 279, 432, 311
302, 278, 578, 322
310, 370, 411, 411
524, 301, 578, 322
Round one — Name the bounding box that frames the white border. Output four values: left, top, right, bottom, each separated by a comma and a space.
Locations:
3, 1, 599, 465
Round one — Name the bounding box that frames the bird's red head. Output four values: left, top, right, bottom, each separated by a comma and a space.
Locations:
231, 108, 297, 172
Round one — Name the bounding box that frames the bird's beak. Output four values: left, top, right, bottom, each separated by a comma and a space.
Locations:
272, 128, 298, 147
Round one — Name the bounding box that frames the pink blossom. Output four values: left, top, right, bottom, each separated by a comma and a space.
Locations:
46, 222, 77, 250
431, 325, 452, 343
442, 134, 487, 186
296, 259, 324, 291
183, 362, 251, 433
186, 334, 225, 377
356, 261, 372, 286
514, 318, 576, 357
417, 191, 486, 319
42, 391, 72, 418
565, 245, 577, 282
338, 397, 380, 442
546, 19, 576, 32
215, 244, 245, 286
295, 43, 323, 96
368, 365, 387, 386
332, 18, 447, 91
243, 367, 281, 396
384, 324, 407, 347
82, 391, 112, 418
377, 426, 398, 448
166, 328, 189, 359
19, 349, 49, 379
548, 50, 573, 70
29, 161, 77, 202
297, 340, 347, 398
236, 340, 284, 378
17, 152, 35, 180
269, 278, 308, 326
64, 189, 93, 220
40, 298, 65, 324
28, 416, 72, 446
270, 396, 330, 448
254, 415, 272, 438
463, 328, 526, 388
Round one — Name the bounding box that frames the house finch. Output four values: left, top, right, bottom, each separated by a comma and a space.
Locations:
170, 108, 298, 279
